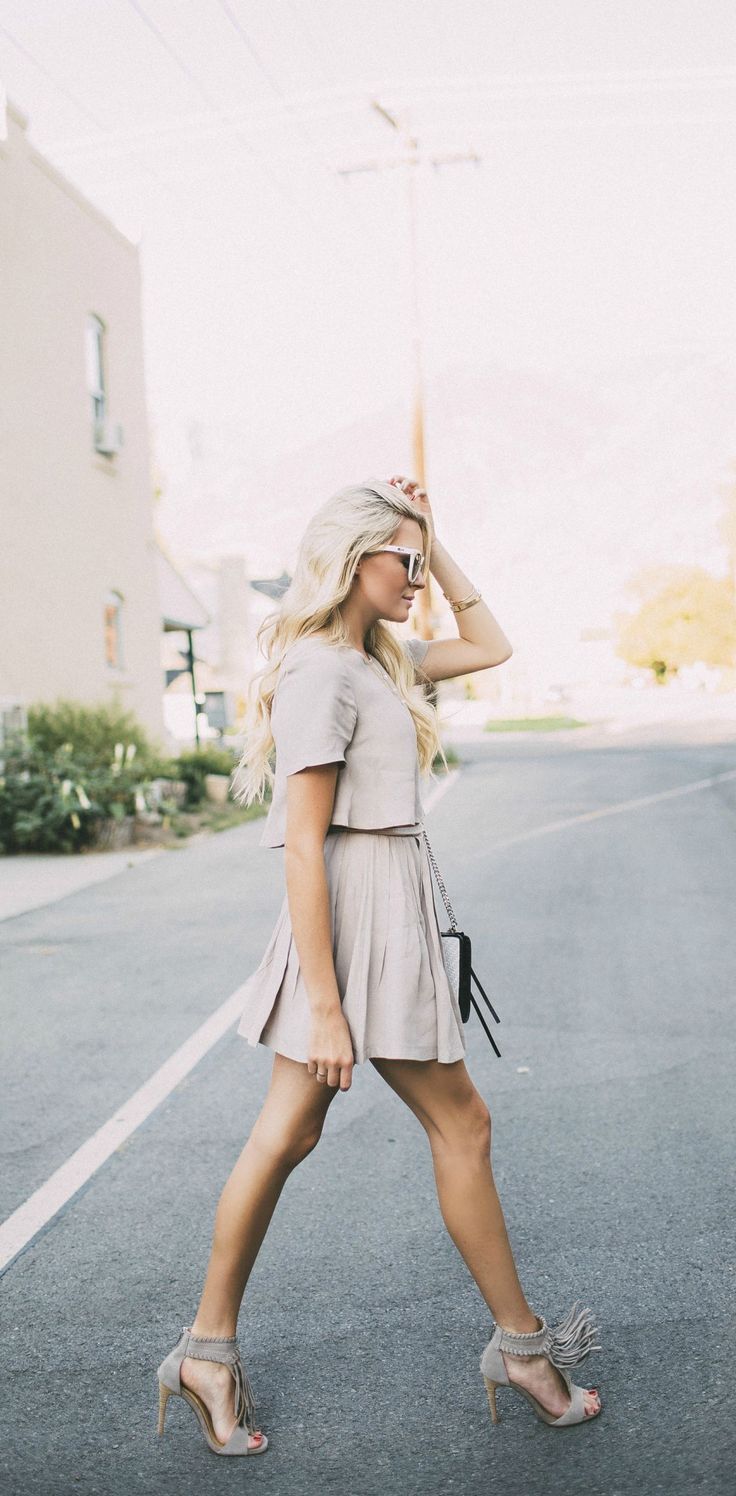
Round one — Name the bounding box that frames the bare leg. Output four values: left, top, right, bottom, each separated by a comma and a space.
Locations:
181, 1052, 338, 1441
371, 1056, 600, 1419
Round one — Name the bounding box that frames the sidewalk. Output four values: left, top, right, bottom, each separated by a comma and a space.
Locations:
0, 847, 163, 922
439, 688, 736, 744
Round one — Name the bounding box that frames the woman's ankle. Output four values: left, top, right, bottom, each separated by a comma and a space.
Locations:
496, 1310, 542, 1335
189, 1319, 238, 1340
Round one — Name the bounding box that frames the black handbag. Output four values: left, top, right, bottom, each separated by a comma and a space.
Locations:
421, 828, 502, 1057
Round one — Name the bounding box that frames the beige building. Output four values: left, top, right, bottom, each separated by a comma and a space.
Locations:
0, 100, 164, 744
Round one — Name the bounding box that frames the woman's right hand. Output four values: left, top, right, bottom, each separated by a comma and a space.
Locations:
307, 1010, 354, 1091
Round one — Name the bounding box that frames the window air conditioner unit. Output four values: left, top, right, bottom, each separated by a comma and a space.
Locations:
94, 419, 124, 455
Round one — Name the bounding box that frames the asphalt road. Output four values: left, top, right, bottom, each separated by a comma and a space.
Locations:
1, 721, 735, 1496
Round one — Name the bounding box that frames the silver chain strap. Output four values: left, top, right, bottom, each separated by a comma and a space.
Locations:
421, 828, 458, 932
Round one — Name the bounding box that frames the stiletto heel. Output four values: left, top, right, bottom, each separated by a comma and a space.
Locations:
480, 1301, 603, 1429
157, 1381, 172, 1436
156, 1327, 269, 1456
484, 1377, 500, 1423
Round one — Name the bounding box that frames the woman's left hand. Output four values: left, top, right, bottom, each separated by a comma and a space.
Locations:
388, 475, 437, 551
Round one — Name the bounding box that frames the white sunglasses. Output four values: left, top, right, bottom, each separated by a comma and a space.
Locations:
366, 545, 426, 584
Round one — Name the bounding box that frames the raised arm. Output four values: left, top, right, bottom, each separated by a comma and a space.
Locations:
387, 474, 513, 683
418, 535, 513, 683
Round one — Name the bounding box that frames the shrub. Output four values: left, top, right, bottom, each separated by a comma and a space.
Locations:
0, 698, 243, 852
174, 745, 238, 806
27, 699, 165, 772
0, 735, 146, 853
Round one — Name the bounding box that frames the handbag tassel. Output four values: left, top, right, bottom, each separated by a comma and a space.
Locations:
469, 969, 502, 1058
422, 827, 502, 1059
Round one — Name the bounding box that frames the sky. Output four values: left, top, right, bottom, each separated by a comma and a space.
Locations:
2, 1, 736, 683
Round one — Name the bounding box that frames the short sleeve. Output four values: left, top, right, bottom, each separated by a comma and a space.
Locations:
403, 636, 430, 670
272, 646, 358, 777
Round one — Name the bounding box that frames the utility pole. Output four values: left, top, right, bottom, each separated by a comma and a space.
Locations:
185, 629, 202, 747
338, 102, 480, 641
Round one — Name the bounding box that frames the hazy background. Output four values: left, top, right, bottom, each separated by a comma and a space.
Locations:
3, 0, 736, 688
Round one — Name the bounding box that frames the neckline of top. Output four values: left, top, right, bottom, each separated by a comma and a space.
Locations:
286, 636, 405, 698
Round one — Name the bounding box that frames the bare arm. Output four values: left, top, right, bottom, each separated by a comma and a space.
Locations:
418, 537, 513, 682
284, 763, 354, 1091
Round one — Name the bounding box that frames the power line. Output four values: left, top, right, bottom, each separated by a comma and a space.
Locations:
393, 64, 736, 97
124, 0, 221, 110
39, 59, 736, 161
121, 0, 359, 242
0, 16, 171, 198
1, 3, 378, 302
0, 19, 108, 130
10, 10, 732, 269
216, 0, 285, 98
212, 0, 379, 242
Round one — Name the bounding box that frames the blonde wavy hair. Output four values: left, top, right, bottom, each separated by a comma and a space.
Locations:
231, 477, 448, 808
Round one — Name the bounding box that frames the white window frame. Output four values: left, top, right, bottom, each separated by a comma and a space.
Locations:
85, 314, 107, 443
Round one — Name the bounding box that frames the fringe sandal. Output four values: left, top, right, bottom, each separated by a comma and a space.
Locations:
480, 1301, 603, 1428
156, 1327, 268, 1456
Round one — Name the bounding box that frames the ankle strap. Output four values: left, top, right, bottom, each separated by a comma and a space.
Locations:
496, 1302, 602, 1372
496, 1315, 549, 1358
181, 1328, 259, 1432
182, 1328, 240, 1366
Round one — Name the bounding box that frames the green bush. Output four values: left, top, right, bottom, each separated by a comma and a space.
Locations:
0, 735, 146, 854
0, 698, 243, 852
27, 699, 166, 772
175, 745, 238, 806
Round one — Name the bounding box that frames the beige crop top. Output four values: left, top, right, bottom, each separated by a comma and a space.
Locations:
259, 634, 431, 848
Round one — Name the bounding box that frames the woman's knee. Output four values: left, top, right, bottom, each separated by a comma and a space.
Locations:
251, 1105, 327, 1170
374, 1057, 491, 1155
282, 1119, 324, 1167
252, 1054, 335, 1168
469, 1094, 492, 1153
433, 1087, 492, 1157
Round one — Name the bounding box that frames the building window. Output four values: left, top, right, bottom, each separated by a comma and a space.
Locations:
104, 590, 124, 669
85, 313, 106, 443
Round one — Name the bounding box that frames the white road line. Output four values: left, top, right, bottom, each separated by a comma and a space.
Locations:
470, 766, 736, 860
0, 986, 249, 1276
0, 772, 462, 1277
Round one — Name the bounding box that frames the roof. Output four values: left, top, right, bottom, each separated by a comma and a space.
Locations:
156, 544, 210, 632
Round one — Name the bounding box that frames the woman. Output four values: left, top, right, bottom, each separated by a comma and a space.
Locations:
156, 476, 602, 1454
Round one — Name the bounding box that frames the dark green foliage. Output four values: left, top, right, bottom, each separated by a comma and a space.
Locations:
0, 700, 237, 852
0, 735, 144, 854
27, 698, 163, 769
173, 745, 238, 806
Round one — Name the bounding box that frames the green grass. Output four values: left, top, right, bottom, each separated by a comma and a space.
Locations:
483, 715, 588, 733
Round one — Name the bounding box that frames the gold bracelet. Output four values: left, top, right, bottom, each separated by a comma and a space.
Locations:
442, 586, 482, 614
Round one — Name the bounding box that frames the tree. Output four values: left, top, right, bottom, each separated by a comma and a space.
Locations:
716, 465, 736, 604
614, 564, 736, 682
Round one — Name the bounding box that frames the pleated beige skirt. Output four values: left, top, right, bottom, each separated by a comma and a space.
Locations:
236, 824, 467, 1066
